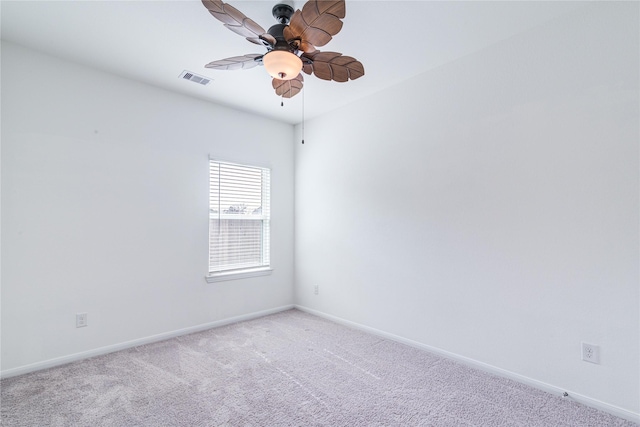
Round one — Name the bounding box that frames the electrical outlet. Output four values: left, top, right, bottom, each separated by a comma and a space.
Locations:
314, 284, 319, 295
581, 342, 600, 364
76, 312, 88, 328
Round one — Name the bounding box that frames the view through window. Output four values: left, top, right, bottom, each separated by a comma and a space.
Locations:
208, 159, 270, 276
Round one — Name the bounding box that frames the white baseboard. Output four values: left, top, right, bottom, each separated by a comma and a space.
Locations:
1, 304, 295, 380
294, 305, 640, 424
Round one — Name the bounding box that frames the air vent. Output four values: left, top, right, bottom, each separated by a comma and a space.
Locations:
179, 70, 211, 86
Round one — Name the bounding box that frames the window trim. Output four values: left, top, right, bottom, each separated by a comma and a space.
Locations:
206, 157, 272, 283
205, 267, 273, 283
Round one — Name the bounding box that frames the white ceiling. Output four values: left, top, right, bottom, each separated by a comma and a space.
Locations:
1, 0, 585, 125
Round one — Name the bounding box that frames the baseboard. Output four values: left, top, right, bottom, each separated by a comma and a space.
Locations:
1, 304, 295, 380
294, 305, 640, 424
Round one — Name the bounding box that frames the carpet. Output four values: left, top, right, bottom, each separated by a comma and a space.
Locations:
1, 309, 637, 426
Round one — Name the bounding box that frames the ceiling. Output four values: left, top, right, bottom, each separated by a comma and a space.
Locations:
1, 0, 585, 125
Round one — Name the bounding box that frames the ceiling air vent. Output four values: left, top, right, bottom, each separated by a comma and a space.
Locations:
179, 70, 211, 86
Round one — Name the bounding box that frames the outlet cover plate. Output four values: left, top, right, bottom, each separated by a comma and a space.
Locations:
76, 312, 88, 328
581, 342, 600, 364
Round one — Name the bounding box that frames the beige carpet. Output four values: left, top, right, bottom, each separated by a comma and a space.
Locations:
1, 309, 637, 426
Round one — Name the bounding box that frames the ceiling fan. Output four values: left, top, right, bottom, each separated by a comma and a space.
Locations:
201, 0, 365, 99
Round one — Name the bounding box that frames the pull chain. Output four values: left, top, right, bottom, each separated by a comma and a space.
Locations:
301, 88, 305, 144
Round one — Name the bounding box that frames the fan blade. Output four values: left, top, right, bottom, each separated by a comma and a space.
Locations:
301, 51, 364, 82
205, 54, 263, 70
259, 33, 277, 47
201, 0, 270, 45
283, 0, 345, 50
273, 74, 304, 98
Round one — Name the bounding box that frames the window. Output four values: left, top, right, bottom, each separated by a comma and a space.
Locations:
207, 159, 271, 282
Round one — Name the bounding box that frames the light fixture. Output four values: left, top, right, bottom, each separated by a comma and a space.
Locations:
263, 50, 302, 81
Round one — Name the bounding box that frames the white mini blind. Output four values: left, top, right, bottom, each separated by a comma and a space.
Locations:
209, 160, 270, 274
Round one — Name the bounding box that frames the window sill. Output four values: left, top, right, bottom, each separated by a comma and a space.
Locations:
205, 267, 273, 283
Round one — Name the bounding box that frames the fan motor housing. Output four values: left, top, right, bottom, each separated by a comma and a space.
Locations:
267, 23, 294, 52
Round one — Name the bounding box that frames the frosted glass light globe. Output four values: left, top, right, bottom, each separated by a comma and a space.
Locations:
263, 51, 302, 80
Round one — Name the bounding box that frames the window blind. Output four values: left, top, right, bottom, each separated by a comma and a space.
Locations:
209, 160, 270, 274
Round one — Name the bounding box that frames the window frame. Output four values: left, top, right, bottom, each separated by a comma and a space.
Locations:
205, 158, 272, 283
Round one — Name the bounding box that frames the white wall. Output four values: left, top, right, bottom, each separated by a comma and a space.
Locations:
1, 41, 295, 372
295, 2, 639, 416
